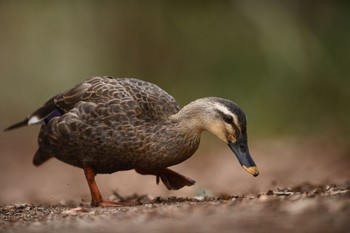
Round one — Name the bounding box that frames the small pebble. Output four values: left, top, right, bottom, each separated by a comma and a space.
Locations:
62, 207, 90, 216
266, 190, 274, 195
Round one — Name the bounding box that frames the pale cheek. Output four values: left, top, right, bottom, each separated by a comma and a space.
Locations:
207, 123, 227, 143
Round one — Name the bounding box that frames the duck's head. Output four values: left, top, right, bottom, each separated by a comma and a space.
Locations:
192, 97, 259, 177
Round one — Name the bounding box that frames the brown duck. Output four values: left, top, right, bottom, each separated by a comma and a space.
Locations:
5, 76, 259, 207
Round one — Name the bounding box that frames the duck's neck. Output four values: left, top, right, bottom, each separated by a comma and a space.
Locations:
144, 99, 213, 168
170, 99, 212, 134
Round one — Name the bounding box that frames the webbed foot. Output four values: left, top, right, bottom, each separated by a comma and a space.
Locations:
136, 168, 196, 190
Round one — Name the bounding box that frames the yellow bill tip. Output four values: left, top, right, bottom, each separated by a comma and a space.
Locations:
243, 165, 259, 177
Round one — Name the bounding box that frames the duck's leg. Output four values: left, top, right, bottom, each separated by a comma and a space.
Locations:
83, 165, 134, 207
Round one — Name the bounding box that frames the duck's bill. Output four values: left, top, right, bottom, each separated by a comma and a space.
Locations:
228, 140, 259, 177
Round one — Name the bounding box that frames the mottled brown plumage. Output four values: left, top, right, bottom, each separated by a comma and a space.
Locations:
6, 76, 258, 207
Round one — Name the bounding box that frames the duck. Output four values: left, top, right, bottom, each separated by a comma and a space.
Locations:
5, 76, 259, 207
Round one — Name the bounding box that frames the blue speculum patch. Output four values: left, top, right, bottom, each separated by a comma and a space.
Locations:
44, 109, 63, 125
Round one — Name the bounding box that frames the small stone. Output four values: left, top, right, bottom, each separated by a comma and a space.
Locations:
194, 196, 205, 201
259, 195, 269, 202
138, 195, 153, 204
14, 203, 31, 209
266, 190, 274, 195
246, 195, 256, 200
3, 205, 15, 210
62, 207, 90, 216
274, 191, 294, 196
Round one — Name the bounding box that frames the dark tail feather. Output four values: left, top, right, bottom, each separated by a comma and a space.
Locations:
5, 100, 61, 132
33, 148, 52, 166
4, 118, 29, 131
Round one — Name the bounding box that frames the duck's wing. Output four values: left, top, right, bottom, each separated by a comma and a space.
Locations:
5, 76, 180, 130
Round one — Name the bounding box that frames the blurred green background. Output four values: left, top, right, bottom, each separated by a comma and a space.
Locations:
1, 0, 350, 138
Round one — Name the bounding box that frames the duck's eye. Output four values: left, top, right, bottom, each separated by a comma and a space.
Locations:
223, 115, 233, 124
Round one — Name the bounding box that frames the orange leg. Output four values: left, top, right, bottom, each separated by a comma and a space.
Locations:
83, 165, 133, 207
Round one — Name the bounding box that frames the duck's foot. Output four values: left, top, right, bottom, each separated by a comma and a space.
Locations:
84, 165, 139, 208
136, 168, 196, 190
157, 168, 196, 190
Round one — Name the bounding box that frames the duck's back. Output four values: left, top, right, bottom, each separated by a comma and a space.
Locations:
54, 77, 180, 118
34, 77, 181, 172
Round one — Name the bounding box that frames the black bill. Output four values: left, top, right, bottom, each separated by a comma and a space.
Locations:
228, 137, 259, 177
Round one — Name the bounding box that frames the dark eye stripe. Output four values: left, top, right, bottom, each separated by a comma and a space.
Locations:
216, 109, 242, 139
223, 114, 233, 124
216, 110, 231, 124
232, 122, 241, 139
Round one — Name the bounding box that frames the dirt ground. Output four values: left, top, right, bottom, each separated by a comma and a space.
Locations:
1, 130, 350, 233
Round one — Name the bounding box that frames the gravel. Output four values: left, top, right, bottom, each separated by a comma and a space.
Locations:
1, 182, 349, 233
